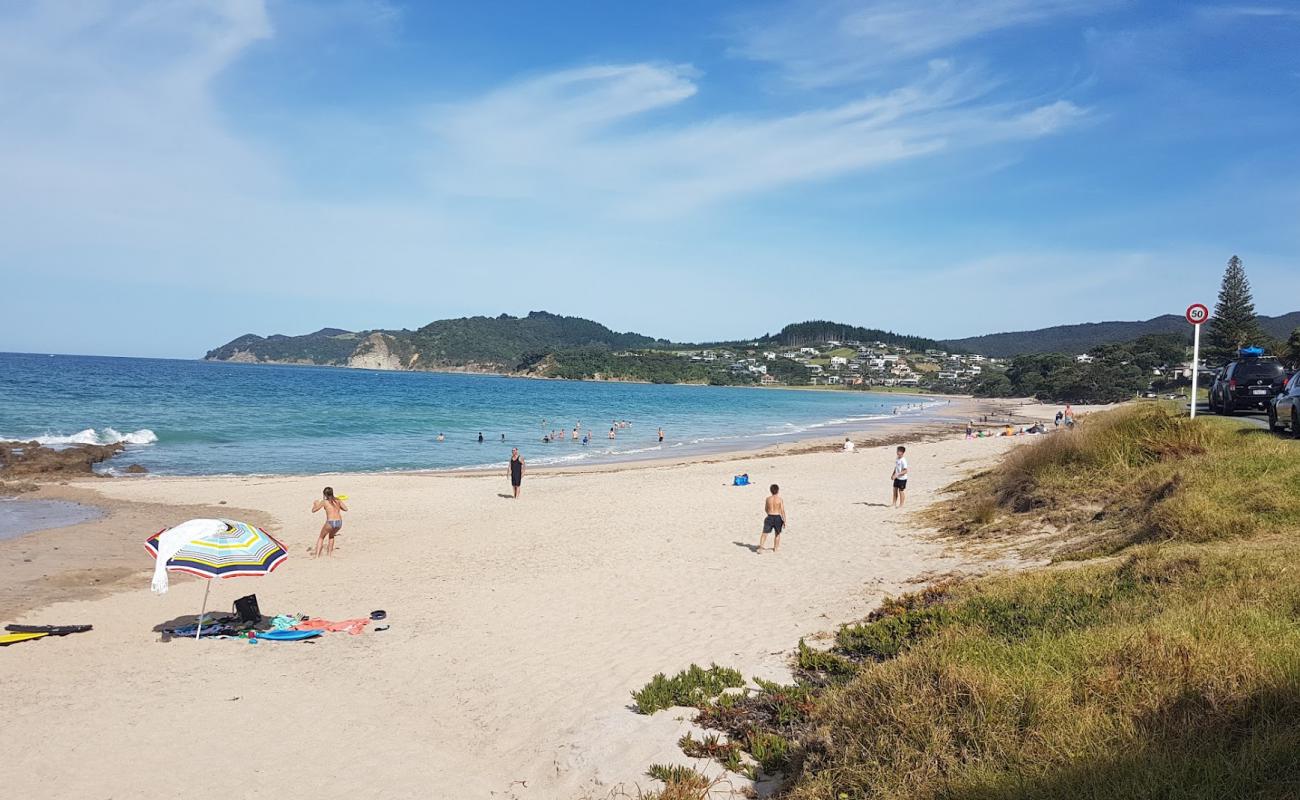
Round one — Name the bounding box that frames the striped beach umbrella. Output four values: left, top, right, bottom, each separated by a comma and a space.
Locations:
146, 519, 288, 639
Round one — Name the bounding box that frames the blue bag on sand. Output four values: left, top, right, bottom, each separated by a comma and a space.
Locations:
733, 475, 749, 486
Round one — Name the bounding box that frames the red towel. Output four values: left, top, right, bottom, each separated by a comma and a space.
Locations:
293, 617, 371, 635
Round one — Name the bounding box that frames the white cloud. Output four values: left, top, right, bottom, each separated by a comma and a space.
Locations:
729, 0, 1113, 87
427, 60, 1086, 216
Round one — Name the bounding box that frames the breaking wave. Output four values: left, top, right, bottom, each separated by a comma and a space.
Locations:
3, 428, 159, 447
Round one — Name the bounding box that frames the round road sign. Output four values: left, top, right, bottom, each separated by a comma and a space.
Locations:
1186, 303, 1209, 325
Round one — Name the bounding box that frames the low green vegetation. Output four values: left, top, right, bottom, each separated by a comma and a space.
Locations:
632, 664, 746, 714
635, 405, 1300, 798
528, 348, 754, 385
642, 764, 715, 799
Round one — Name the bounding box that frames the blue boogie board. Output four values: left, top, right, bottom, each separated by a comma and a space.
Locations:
257, 629, 322, 641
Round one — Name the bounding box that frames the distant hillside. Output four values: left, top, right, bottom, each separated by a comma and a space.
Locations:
203, 311, 667, 371
944, 312, 1300, 358
711, 321, 946, 352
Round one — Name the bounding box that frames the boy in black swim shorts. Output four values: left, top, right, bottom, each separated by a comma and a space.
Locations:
758, 484, 787, 554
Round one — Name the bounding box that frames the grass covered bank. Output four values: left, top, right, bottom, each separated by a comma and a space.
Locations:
630, 405, 1300, 799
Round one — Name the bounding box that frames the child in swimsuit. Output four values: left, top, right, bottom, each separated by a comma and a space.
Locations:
312, 486, 348, 558
758, 484, 787, 554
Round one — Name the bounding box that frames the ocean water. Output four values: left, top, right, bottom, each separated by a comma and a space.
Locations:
0, 497, 104, 540
0, 352, 944, 476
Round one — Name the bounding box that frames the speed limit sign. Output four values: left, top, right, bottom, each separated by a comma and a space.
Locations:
1186, 303, 1209, 419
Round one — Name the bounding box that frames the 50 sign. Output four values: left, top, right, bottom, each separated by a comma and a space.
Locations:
1187, 303, 1209, 418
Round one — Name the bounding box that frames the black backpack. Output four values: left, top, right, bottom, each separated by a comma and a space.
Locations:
233, 594, 262, 624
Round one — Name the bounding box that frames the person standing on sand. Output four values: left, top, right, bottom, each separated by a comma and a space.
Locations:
311, 486, 348, 558
890, 446, 909, 508
757, 484, 786, 554
508, 448, 525, 498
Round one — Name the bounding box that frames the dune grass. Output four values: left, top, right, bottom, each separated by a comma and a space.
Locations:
935, 403, 1300, 557
634, 404, 1300, 798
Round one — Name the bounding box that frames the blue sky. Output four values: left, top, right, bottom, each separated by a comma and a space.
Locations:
1, 0, 1298, 358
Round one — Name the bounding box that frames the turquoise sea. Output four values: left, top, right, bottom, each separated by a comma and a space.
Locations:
0, 352, 947, 476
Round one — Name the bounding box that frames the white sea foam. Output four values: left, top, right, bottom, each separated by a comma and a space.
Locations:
3, 428, 159, 447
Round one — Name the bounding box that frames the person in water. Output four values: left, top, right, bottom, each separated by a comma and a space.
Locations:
508, 448, 525, 498
436, 432, 445, 442
478, 432, 484, 443
658, 427, 664, 443
311, 486, 348, 558
758, 484, 787, 554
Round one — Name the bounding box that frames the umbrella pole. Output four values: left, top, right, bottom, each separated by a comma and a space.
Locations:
195, 581, 212, 641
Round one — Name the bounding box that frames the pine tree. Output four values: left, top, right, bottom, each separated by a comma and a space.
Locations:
1286, 327, 1300, 370
1205, 255, 1266, 364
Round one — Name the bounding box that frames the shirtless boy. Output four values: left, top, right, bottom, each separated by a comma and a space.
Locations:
758, 484, 787, 554
311, 486, 348, 557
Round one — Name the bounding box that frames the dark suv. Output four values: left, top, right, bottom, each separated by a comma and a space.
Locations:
1268, 371, 1300, 437
1209, 354, 1286, 414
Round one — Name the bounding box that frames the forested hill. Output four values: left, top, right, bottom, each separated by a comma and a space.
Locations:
407, 312, 665, 366
204, 311, 668, 370
945, 312, 1300, 358
746, 321, 945, 352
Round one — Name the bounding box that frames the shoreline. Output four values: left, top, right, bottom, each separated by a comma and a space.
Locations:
0, 396, 1056, 620
81, 393, 990, 482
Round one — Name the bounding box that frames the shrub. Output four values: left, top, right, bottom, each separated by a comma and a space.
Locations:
633, 664, 745, 714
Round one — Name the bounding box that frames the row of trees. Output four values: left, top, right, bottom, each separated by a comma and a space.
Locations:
970, 334, 1185, 403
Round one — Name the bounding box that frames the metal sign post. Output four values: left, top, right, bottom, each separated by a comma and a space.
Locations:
1186, 303, 1209, 418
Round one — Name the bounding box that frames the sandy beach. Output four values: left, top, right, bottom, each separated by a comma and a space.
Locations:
0, 401, 1085, 799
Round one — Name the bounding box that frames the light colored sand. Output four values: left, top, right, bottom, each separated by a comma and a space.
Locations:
1, 434, 1020, 799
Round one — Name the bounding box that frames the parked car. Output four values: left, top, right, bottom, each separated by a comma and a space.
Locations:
1209, 350, 1286, 414
1267, 371, 1300, 438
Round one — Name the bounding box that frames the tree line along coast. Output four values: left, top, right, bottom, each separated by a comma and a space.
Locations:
202, 257, 1300, 404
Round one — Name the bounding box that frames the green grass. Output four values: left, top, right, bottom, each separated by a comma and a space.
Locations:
632, 664, 745, 714
935, 402, 1300, 556
634, 404, 1300, 798
778, 544, 1300, 799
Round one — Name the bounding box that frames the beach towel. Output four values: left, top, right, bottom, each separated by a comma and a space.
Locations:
293, 617, 372, 636
733, 475, 749, 486
150, 518, 225, 595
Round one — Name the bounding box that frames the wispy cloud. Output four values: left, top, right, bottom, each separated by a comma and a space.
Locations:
729, 0, 1111, 87
427, 61, 1086, 216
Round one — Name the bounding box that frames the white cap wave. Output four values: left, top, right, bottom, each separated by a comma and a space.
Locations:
2, 428, 158, 446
